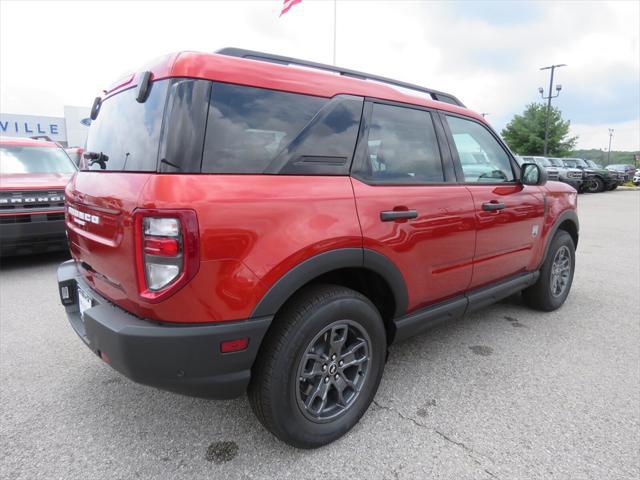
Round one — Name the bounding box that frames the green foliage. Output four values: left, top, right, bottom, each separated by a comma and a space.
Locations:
569, 149, 640, 167
501, 103, 578, 156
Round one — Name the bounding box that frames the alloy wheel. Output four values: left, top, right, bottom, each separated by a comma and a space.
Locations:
550, 245, 571, 297
296, 320, 371, 423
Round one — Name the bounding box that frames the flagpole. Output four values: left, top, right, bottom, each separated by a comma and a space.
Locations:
332, 0, 337, 65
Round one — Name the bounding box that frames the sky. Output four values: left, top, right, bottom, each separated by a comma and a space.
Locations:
1, 0, 638, 151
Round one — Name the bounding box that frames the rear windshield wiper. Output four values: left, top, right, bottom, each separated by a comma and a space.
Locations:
160, 158, 181, 171
83, 151, 109, 169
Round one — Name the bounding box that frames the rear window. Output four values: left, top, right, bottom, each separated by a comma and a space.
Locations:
0, 145, 76, 174
84, 79, 169, 171
202, 83, 328, 174
84, 79, 362, 175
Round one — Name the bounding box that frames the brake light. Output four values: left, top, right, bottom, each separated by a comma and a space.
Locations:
134, 210, 199, 302
144, 237, 179, 256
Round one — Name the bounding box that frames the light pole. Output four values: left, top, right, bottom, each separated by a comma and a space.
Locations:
607, 129, 614, 164
481, 112, 490, 118
539, 64, 566, 156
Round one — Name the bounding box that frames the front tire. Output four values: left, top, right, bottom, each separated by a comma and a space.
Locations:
523, 230, 575, 311
248, 284, 386, 448
585, 176, 604, 193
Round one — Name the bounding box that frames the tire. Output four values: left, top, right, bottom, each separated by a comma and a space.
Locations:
248, 284, 386, 448
585, 176, 604, 193
523, 230, 575, 312
608, 184, 618, 191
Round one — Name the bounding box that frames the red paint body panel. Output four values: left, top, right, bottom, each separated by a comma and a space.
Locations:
0, 137, 59, 148
67, 174, 361, 323
465, 184, 546, 289
351, 179, 476, 311
0, 172, 73, 190
108, 52, 485, 124
533, 181, 579, 268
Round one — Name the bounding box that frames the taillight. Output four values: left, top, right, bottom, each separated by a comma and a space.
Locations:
134, 210, 199, 302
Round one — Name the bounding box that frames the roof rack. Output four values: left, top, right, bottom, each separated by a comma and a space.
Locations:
216, 47, 465, 108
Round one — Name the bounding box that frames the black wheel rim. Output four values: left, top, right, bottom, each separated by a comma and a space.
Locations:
586, 179, 600, 192
295, 320, 371, 423
550, 245, 571, 297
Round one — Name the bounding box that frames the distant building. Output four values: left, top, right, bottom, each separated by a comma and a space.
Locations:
0, 106, 90, 147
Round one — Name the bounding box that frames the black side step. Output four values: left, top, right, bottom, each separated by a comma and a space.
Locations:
392, 271, 539, 344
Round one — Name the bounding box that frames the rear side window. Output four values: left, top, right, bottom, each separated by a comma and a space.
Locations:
84, 79, 169, 171
356, 103, 444, 184
202, 83, 327, 174
446, 115, 515, 183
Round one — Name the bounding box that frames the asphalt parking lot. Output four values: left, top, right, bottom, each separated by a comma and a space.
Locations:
1, 191, 638, 480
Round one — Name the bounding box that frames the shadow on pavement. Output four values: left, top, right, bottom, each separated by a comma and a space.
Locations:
0, 250, 70, 272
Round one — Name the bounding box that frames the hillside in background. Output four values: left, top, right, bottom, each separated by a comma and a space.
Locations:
568, 150, 640, 167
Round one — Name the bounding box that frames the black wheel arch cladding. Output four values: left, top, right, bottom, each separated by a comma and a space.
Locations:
249, 248, 409, 319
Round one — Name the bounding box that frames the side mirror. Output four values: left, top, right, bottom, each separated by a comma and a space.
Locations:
520, 162, 548, 186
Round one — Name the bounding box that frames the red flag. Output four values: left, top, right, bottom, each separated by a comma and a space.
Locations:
280, 0, 302, 16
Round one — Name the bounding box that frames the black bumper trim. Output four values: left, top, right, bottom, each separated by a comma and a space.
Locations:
57, 260, 272, 399
0, 218, 67, 254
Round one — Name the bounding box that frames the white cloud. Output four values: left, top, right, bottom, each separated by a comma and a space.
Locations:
1, 0, 638, 150
570, 119, 639, 152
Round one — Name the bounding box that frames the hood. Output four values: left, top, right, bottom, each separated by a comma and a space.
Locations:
0, 172, 74, 191
583, 167, 606, 174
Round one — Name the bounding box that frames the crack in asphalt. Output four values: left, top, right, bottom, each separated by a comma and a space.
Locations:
372, 400, 501, 480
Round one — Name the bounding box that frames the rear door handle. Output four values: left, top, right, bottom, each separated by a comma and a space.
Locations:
380, 210, 418, 221
482, 201, 506, 212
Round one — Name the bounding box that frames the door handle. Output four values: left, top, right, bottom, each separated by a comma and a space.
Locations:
482, 201, 506, 212
380, 210, 418, 221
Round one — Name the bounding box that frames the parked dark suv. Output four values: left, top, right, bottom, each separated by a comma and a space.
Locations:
56, 49, 579, 448
561, 158, 618, 192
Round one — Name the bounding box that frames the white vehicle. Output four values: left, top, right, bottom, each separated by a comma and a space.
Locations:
517, 155, 583, 191
519, 156, 560, 181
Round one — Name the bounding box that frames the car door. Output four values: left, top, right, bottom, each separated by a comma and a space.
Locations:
441, 113, 546, 289
350, 101, 477, 313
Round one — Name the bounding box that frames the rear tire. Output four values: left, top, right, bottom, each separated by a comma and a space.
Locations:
523, 230, 575, 311
248, 284, 386, 448
608, 184, 618, 191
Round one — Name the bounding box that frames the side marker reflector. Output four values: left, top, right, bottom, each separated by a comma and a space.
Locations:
220, 338, 249, 353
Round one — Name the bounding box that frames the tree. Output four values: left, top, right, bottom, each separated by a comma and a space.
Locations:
501, 103, 577, 156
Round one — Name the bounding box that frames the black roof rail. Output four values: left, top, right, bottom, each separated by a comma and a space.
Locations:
216, 47, 465, 108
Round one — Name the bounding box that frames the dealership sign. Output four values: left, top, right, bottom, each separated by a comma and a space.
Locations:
0, 113, 67, 142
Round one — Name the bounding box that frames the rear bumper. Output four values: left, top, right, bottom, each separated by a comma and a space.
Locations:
0, 215, 67, 254
57, 260, 272, 399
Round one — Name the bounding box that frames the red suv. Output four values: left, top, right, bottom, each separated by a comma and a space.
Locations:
1, 137, 76, 255
56, 49, 579, 448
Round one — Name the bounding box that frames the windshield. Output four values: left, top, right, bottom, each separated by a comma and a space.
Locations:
563, 158, 588, 168
586, 160, 602, 168
536, 158, 552, 167
0, 145, 77, 174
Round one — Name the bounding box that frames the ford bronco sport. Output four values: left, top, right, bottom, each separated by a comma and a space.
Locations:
56, 48, 579, 448
1, 136, 76, 255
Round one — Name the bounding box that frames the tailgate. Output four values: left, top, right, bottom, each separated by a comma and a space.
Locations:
66, 172, 152, 303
